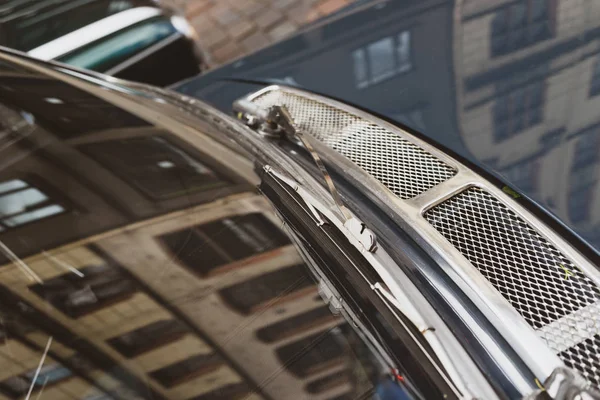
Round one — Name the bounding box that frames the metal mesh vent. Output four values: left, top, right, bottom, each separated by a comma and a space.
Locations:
252, 90, 456, 199
424, 187, 600, 387
559, 334, 600, 387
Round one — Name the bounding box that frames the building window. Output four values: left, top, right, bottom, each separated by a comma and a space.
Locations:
107, 319, 188, 358
160, 213, 290, 277
30, 258, 137, 318
306, 371, 351, 394
493, 80, 545, 141
188, 383, 251, 400
0, 364, 72, 398
256, 306, 338, 343
491, 0, 554, 57
352, 31, 411, 89
500, 159, 539, 192
572, 129, 600, 170
0, 179, 65, 231
149, 353, 223, 388
79, 136, 231, 200
276, 330, 346, 378
591, 56, 600, 97
220, 264, 314, 315
568, 131, 599, 223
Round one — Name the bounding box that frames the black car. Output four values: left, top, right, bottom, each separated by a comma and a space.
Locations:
0, 0, 598, 398
0, 0, 206, 86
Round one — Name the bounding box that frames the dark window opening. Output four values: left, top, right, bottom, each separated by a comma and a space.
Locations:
256, 306, 339, 343
2, 0, 139, 51
493, 80, 545, 141
499, 159, 539, 192
160, 213, 290, 277
79, 136, 231, 200
306, 370, 351, 394
30, 258, 137, 318
0, 179, 65, 231
188, 383, 252, 400
352, 31, 411, 89
220, 264, 314, 315
107, 319, 188, 358
0, 363, 72, 398
276, 330, 347, 378
149, 353, 223, 388
491, 0, 554, 57
591, 55, 600, 97
568, 129, 599, 223
58, 17, 178, 73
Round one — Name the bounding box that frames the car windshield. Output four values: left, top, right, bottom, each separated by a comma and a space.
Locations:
57, 17, 178, 73
0, 0, 138, 51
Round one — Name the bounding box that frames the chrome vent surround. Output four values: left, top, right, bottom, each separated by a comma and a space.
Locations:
243, 86, 600, 393
425, 187, 600, 388
251, 90, 456, 199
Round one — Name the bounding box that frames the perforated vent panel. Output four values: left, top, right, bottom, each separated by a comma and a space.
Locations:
424, 187, 600, 388
252, 90, 456, 199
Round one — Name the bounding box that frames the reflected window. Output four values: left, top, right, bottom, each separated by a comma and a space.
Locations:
276, 330, 346, 378
108, 319, 189, 358
0, 364, 72, 398
0, 179, 65, 231
220, 264, 314, 314
30, 259, 137, 318
306, 371, 351, 394
500, 159, 539, 192
6, 0, 135, 51
491, 0, 554, 57
149, 353, 223, 388
188, 383, 251, 400
352, 31, 411, 88
569, 130, 599, 223
493, 80, 545, 141
58, 17, 178, 73
79, 136, 231, 200
590, 55, 600, 97
160, 213, 290, 277
257, 306, 338, 343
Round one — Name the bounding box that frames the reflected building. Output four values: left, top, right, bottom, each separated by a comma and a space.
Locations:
456, 0, 600, 245
0, 70, 378, 399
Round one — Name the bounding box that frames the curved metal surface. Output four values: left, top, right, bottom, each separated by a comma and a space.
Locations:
241, 85, 600, 390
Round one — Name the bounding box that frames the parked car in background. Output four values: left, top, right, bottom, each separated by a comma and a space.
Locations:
0, 0, 206, 86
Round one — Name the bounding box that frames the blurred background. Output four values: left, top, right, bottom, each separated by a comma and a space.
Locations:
0, 0, 359, 87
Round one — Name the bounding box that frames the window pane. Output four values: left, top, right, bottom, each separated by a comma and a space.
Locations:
531, 0, 549, 21
0, 179, 26, 195
397, 31, 411, 71
352, 48, 368, 87
509, 3, 527, 28
4, 204, 64, 227
0, 187, 47, 217
59, 18, 177, 72
220, 264, 313, 314
80, 136, 229, 199
367, 37, 395, 82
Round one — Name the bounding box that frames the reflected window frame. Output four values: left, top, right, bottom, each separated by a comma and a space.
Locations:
352, 30, 412, 89
0, 177, 68, 232
589, 54, 600, 97
490, 0, 556, 57
493, 79, 546, 142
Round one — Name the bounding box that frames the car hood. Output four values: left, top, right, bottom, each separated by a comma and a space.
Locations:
174, 0, 600, 258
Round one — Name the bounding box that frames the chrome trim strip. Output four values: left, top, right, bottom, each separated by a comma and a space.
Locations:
27, 7, 164, 60
264, 166, 500, 399
243, 85, 600, 384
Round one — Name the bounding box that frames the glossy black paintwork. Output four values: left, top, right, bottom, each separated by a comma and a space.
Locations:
175, 0, 600, 257
0, 52, 415, 399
